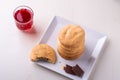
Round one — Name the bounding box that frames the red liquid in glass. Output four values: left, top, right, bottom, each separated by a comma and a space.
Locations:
14, 9, 33, 30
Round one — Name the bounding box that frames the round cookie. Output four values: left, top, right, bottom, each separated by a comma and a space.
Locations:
58, 25, 85, 48
57, 44, 84, 56
57, 39, 84, 53
58, 44, 84, 57
58, 48, 82, 60
30, 44, 56, 64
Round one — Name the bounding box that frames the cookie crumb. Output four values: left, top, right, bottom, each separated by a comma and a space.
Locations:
61, 64, 65, 69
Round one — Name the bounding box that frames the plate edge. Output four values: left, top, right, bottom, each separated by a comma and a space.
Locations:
87, 36, 107, 80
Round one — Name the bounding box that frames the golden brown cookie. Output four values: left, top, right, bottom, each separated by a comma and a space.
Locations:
30, 44, 56, 64
58, 48, 82, 60
58, 25, 85, 48
57, 39, 84, 53
57, 44, 84, 56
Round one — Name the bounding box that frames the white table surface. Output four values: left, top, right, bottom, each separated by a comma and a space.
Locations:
0, 0, 120, 80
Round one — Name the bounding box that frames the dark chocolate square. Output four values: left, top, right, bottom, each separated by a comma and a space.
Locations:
64, 64, 75, 75
72, 64, 84, 77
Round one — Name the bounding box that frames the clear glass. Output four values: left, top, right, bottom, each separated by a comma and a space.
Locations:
13, 5, 34, 31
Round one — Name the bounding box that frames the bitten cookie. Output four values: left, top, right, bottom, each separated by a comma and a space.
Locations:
30, 44, 56, 64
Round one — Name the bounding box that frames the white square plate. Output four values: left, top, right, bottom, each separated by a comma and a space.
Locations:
37, 16, 107, 80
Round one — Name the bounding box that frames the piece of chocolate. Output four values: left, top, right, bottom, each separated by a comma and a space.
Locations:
63, 64, 84, 77
72, 64, 84, 77
64, 64, 75, 75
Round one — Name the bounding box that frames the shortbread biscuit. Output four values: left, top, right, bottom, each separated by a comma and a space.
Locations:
58, 25, 85, 48
30, 44, 56, 64
58, 44, 84, 56
58, 39, 84, 53
58, 49, 81, 60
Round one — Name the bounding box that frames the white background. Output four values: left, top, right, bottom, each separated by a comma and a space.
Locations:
0, 0, 120, 80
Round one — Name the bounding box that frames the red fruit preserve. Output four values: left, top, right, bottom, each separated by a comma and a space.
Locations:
13, 6, 34, 30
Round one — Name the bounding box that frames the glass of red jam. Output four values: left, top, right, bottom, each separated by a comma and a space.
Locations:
13, 5, 34, 31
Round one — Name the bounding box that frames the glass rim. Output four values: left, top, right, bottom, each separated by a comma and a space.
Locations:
13, 5, 34, 24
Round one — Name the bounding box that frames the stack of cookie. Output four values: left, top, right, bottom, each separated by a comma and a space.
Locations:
57, 25, 85, 60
